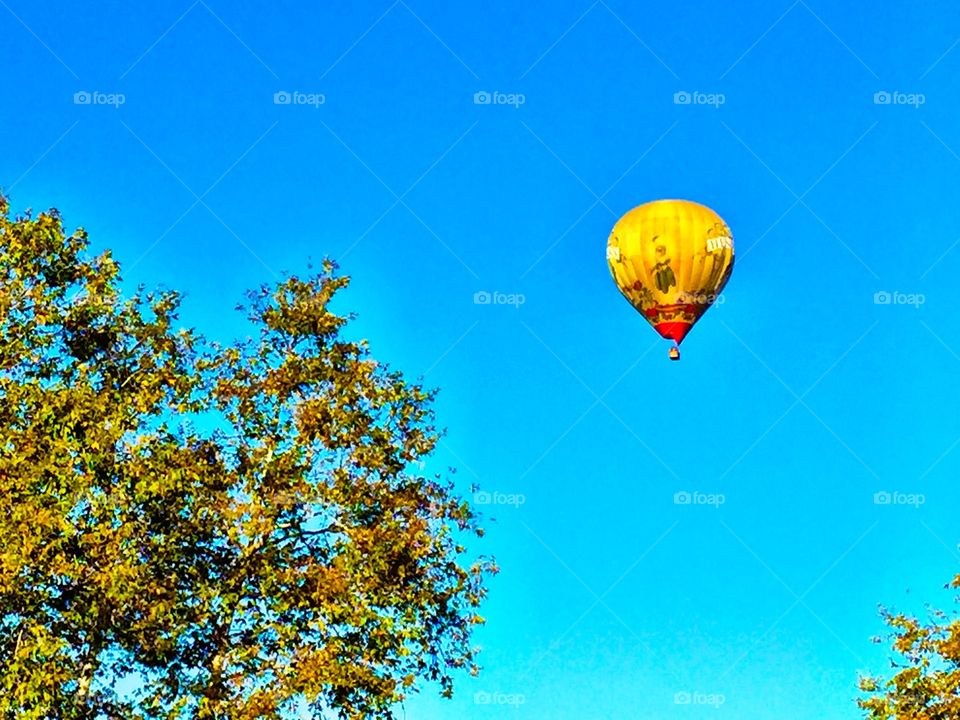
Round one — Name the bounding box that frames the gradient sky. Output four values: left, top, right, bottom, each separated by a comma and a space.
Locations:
4, 1, 960, 718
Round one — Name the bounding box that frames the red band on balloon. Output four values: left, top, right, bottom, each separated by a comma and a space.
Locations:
653, 321, 693, 344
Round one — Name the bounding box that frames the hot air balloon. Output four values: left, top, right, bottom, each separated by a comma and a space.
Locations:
607, 199, 734, 361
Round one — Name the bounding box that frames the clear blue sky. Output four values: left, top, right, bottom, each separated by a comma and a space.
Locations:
4, 1, 960, 717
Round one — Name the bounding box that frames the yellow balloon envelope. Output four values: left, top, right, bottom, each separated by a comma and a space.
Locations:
607, 199, 734, 349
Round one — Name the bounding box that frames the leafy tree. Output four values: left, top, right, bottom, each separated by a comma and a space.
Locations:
0, 192, 495, 719
858, 574, 960, 719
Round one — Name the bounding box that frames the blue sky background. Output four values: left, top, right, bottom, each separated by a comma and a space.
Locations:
4, 1, 960, 717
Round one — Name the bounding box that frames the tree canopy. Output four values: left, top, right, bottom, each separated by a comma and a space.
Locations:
0, 193, 495, 719
859, 573, 960, 719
